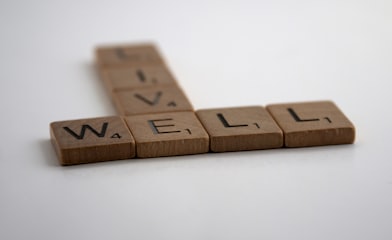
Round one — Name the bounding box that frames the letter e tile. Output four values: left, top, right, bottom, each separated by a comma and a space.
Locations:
50, 116, 135, 165
266, 101, 355, 147
124, 112, 209, 158
196, 106, 283, 152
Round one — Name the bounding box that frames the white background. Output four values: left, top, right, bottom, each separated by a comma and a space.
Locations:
1, 0, 391, 239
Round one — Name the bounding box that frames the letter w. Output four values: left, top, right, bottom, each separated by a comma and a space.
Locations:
63, 122, 109, 140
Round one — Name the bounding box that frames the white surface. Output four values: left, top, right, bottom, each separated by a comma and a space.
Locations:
1, 0, 391, 239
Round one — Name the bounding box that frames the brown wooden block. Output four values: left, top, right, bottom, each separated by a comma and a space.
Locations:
100, 65, 178, 93
95, 43, 165, 69
196, 106, 283, 152
50, 116, 135, 165
124, 112, 209, 158
112, 85, 193, 116
266, 101, 355, 147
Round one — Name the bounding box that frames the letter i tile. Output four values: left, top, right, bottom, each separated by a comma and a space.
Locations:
100, 65, 178, 93
50, 116, 135, 165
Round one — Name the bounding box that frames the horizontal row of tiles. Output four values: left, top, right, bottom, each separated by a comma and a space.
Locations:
50, 102, 355, 165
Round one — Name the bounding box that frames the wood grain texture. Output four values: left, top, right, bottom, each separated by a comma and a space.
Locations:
50, 116, 135, 165
112, 85, 193, 116
95, 43, 165, 69
196, 106, 283, 152
124, 112, 209, 158
266, 101, 355, 147
100, 65, 178, 93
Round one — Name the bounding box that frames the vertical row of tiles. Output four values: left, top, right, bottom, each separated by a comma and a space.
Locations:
96, 43, 210, 159
95, 44, 194, 115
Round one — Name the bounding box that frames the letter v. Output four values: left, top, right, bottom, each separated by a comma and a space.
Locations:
134, 91, 162, 105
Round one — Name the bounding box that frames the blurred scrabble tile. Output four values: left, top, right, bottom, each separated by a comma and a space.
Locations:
113, 85, 193, 116
196, 106, 283, 152
100, 65, 178, 93
266, 101, 355, 147
125, 112, 209, 158
95, 43, 165, 69
50, 116, 135, 165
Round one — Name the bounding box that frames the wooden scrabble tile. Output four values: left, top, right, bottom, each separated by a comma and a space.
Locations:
266, 101, 355, 147
95, 44, 165, 69
124, 112, 209, 158
112, 85, 193, 116
100, 65, 178, 93
196, 106, 283, 152
50, 116, 135, 165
